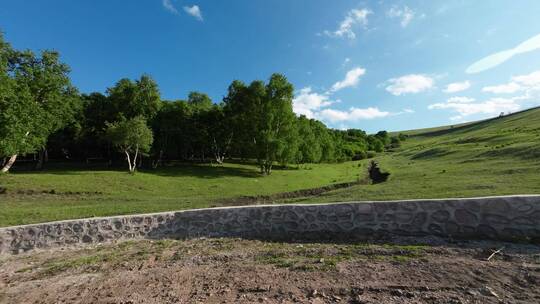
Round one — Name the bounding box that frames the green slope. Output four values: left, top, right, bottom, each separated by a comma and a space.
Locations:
1, 107, 539, 227
0, 161, 362, 227
292, 106, 540, 203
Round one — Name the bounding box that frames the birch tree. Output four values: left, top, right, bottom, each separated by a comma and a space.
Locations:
0, 34, 78, 172
106, 116, 154, 173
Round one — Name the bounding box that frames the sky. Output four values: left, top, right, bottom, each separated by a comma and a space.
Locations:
1, 0, 540, 133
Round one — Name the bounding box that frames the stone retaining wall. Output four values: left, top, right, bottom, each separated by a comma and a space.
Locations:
1, 195, 539, 254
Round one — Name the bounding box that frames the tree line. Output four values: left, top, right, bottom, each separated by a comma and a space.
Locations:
0, 33, 401, 174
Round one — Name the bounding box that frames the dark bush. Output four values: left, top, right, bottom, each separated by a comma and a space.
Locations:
352, 151, 368, 160
367, 160, 390, 184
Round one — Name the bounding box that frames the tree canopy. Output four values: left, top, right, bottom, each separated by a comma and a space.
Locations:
0, 33, 79, 172
106, 116, 154, 173
0, 33, 397, 175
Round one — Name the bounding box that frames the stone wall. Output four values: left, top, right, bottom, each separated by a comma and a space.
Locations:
1, 195, 539, 254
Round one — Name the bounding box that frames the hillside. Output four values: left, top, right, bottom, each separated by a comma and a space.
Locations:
293, 106, 540, 203
1, 107, 540, 227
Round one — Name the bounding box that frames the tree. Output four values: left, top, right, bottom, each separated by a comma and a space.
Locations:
187, 91, 212, 111
106, 116, 154, 173
151, 100, 191, 163
375, 130, 391, 148
0, 34, 78, 172
202, 105, 233, 164
186, 92, 213, 161
107, 75, 161, 120
389, 136, 401, 149
253, 74, 297, 174
223, 80, 257, 159
367, 135, 384, 153
296, 116, 321, 164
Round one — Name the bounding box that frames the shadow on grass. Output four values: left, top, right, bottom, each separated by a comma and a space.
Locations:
149, 164, 260, 179
477, 144, 540, 160
411, 148, 455, 160
6, 161, 262, 179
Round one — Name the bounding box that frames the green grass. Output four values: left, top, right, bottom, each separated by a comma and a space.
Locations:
1, 107, 540, 227
9, 238, 429, 278
255, 242, 428, 271
0, 161, 361, 226
294, 107, 540, 204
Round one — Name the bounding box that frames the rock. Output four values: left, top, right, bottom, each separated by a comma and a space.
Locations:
481, 286, 499, 298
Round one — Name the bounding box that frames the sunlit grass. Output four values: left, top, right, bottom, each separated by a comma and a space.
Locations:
1, 107, 539, 227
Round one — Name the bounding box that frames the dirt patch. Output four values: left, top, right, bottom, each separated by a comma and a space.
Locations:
214, 181, 360, 206
1, 237, 539, 303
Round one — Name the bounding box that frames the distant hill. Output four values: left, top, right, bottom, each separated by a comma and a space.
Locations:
398, 106, 540, 137
297, 106, 540, 203
400, 106, 540, 161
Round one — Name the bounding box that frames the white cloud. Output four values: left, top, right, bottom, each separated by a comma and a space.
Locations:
162, 0, 178, 14
482, 70, 540, 94
446, 96, 476, 103
342, 58, 351, 66
466, 33, 540, 74
330, 67, 366, 92
385, 74, 434, 96
482, 82, 521, 94
319, 107, 390, 122
387, 6, 415, 28
324, 8, 372, 39
293, 86, 391, 124
428, 97, 521, 120
294, 67, 396, 125
443, 81, 471, 93
513, 70, 540, 87
391, 108, 416, 116
183, 5, 203, 21
293, 87, 334, 119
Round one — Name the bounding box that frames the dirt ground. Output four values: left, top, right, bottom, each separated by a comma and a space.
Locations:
1, 236, 539, 304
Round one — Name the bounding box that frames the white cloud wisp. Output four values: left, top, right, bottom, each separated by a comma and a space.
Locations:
387, 6, 415, 28
466, 33, 540, 74
183, 5, 203, 21
428, 97, 521, 121
482, 70, 540, 94
324, 8, 372, 39
319, 107, 390, 123
162, 0, 178, 14
330, 67, 366, 92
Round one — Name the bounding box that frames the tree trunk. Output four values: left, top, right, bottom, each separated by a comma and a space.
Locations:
125, 151, 133, 173
132, 146, 139, 173
152, 150, 163, 169
35, 148, 48, 170
1, 155, 18, 173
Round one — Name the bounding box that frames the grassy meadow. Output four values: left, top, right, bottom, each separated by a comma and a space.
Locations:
0, 161, 361, 227
299, 107, 540, 203
1, 107, 540, 227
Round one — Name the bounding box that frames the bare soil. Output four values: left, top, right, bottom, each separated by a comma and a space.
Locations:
1, 237, 539, 304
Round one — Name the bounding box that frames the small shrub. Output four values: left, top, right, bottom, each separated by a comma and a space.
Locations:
367, 161, 390, 184
352, 151, 368, 160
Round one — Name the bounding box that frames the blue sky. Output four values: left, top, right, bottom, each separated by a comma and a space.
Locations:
2, 0, 540, 132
